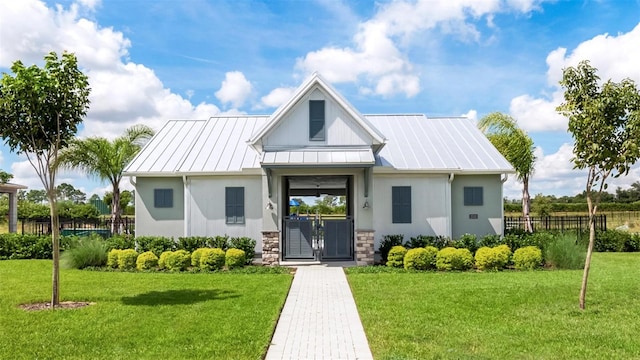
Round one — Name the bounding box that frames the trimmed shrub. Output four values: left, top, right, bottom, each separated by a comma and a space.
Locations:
454, 233, 479, 254
118, 249, 138, 270
165, 250, 191, 271
177, 236, 209, 252
200, 248, 226, 271
136, 251, 159, 271
229, 237, 256, 265
544, 235, 586, 269
158, 251, 172, 270
404, 246, 438, 270
207, 235, 230, 251
62, 237, 108, 269
105, 234, 135, 251
135, 236, 176, 256
474, 245, 511, 271
436, 247, 474, 271
0, 233, 73, 260
107, 249, 122, 268
191, 248, 207, 267
225, 248, 246, 269
386, 245, 407, 268
379, 234, 404, 264
513, 246, 542, 270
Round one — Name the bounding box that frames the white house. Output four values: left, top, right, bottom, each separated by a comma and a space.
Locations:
124, 73, 514, 265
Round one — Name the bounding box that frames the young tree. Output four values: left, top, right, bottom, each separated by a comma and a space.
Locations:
478, 112, 536, 231
0, 51, 90, 307
59, 125, 154, 234
557, 60, 640, 310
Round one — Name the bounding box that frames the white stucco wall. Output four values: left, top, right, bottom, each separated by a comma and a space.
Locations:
372, 174, 450, 249
134, 177, 185, 239
188, 176, 263, 250
451, 174, 503, 239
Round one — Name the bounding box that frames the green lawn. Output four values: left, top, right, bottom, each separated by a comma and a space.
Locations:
0, 260, 292, 360
347, 253, 640, 360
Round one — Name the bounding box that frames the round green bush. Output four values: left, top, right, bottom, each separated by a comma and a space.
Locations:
107, 249, 122, 268
225, 248, 246, 269
200, 248, 226, 271
436, 247, 473, 271
475, 245, 512, 271
118, 249, 138, 270
158, 251, 172, 269
136, 251, 159, 271
165, 250, 191, 271
191, 248, 207, 267
404, 246, 437, 270
513, 246, 542, 270
386, 245, 407, 268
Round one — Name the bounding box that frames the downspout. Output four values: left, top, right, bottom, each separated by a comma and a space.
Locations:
183, 175, 190, 237
500, 174, 508, 236
447, 173, 455, 239
128, 176, 136, 187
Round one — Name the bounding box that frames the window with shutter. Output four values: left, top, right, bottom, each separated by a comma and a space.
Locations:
464, 187, 483, 206
225, 187, 245, 224
392, 186, 411, 223
309, 100, 325, 141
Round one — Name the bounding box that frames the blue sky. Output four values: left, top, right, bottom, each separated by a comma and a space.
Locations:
1, 0, 640, 199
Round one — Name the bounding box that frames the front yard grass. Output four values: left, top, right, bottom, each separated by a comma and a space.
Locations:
347, 252, 640, 360
0, 260, 292, 359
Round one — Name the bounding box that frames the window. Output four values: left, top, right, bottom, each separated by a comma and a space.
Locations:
154, 188, 173, 208
309, 100, 325, 141
225, 187, 245, 224
392, 186, 411, 223
464, 187, 483, 206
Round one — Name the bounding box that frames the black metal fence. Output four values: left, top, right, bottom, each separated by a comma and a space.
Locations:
20, 217, 135, 237
504, 215, 607, 233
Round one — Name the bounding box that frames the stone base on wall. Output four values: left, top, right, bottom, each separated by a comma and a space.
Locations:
261, 231, 280, 266
355, 230, 375, 265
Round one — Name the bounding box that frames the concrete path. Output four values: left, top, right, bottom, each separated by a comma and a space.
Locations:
265, 266, 374, 360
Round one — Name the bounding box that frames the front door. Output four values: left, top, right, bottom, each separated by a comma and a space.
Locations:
283, 214, 353, 260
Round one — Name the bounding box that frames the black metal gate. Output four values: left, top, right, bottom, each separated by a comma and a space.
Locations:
283, 215, 353, 261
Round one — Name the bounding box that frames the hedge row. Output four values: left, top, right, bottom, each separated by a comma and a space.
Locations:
0, 234, 256, 265
505, 202, 640, 212
107, 248, 246, 272
378, 230, 640, 265
387, 245, 543, 271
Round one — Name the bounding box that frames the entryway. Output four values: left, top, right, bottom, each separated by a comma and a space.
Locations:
282, 176, 354, 261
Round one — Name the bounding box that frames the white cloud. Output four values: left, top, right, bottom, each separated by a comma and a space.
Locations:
215, 71, 253, 108
296, 0, 543, 97
259, 87, 296, 109
509, 23, 640, 133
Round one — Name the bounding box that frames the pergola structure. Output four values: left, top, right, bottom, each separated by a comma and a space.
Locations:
1, 183, 27, 233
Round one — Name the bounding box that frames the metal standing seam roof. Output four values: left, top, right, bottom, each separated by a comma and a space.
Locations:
124, 115, 514, 175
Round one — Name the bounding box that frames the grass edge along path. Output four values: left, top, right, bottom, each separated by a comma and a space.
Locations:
346, 252, 640, 360
0, 260, 293, 360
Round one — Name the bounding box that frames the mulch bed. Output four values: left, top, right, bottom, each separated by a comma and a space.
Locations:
19, 301, 95, 311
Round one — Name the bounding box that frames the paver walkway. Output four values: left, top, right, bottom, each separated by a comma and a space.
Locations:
265, 266, 374, 360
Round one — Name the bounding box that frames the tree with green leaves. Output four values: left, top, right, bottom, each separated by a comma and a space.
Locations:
0, 51, 90, 307
479, 112, 536, 231
557, 60, 640, 310
0, 170, 12, 184
59, 125, 154, 234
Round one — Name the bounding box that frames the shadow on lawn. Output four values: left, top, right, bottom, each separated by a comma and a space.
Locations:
121, 289, 239, 306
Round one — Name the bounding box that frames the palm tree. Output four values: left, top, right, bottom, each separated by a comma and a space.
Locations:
60, 125, 154, 234
478, 112, 536, 232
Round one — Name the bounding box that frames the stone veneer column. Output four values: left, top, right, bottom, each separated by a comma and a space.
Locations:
355, 230, 375, 265
261, 231, 280, 266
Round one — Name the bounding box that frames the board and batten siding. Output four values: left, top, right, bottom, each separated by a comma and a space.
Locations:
262, 88, 372, 147
372, 175, 450, 249
188, 176, 263, 250
451, 174, 503, 239
135, 177, 184, 239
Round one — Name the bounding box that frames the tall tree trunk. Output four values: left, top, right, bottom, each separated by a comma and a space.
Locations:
579, 195, 596, 310
522, 176, 533, 232
48, 191, 60, 307
111, 183, 121, 235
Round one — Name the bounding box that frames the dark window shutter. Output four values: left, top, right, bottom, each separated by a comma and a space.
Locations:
154, 189, 173, 208
392, 186, 411, 223
464, 187, 483, 206
226, 187, 245, 224
309, 100, 325, 141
